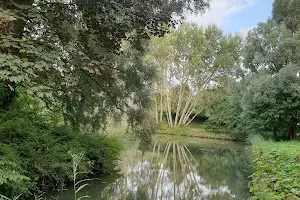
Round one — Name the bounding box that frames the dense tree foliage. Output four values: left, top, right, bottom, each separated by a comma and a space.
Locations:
206, 1, 300, 140
0, 0, 210, 130
1, 0, 212, 198
243, 19, 300, 74
0, 88, 122, 197
242, 65, 300, 140
273, 0, 300, 33
205, 79, 245, 132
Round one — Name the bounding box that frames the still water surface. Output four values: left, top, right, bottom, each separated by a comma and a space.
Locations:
47, 136, 250, 200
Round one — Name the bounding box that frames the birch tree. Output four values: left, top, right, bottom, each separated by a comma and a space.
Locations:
152, 23, 241, 127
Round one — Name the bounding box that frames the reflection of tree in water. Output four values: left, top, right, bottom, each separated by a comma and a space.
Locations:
193, 148, 250, 199
98, 141, 248, 200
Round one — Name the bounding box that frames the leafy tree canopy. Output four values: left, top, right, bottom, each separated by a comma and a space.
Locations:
0, 0, 210, 130
243, 19, 300, 74
150, 22, 241, 127
241, 64, 300, 139
273, 0, 300, 33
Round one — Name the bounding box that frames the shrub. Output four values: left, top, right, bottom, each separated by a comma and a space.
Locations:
0, 145, 30, 197
0, 91, 123, 198
0, 123, 122, 198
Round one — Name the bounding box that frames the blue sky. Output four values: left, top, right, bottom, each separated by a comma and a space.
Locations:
187, 0, 274, 36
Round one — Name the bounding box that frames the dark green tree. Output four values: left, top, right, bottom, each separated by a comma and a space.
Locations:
273, 0, 300, 33
205, 79, 246, 133
206, 0, 300, 140
241, 64, 300, 140
0, 0, 210, 130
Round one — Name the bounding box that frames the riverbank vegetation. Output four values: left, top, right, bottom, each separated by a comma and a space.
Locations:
207, 0, 300, 198
0, 89, 122, 198
158, 122, 242, 141
0, 0, 211, 198
249, 135, 300, 199
1, 0, 300, 199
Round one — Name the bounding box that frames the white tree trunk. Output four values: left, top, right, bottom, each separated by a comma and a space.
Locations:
178, 92, 193, 126
174, 73, 185, 127
154, 95, 158, 124
160, 83, 163, 123
182, 101, 196, 125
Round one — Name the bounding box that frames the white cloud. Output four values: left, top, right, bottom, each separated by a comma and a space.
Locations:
238, 26, 255, 37
186, 0, 259, 27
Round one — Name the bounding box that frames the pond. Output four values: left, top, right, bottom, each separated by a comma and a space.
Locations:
46, 135, 251, 200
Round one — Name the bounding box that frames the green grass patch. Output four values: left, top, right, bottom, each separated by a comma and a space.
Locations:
158, 122, 189, 135
249, 135, 300, 199
157, 122, 243, 141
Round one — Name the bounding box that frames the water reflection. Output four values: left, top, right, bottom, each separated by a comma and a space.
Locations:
98, 141, 250, 200
47, 138, 250, 200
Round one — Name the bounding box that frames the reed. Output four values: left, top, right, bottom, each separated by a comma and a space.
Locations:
0, 194, 22, 200
70, 153, 91, 200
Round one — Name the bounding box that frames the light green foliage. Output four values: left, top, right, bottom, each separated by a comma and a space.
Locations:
249, 136, 300, 199
0, 145, 30, 197
158, 122, 241, 141
158, 121, 189, 135
151, 23, 241, 127
0, 161, 28, 185
171, 23, 241, 88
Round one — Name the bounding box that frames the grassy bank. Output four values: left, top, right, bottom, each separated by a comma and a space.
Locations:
249, 136, 300, 199
157, 122, 244, 142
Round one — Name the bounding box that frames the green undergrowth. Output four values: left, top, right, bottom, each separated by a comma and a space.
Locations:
157, 122, 243, 141
0, 92, 123, 199
0, 123, 123, 199
249, 135, 300, 200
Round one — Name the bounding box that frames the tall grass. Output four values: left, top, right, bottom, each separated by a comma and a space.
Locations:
70, 153, 92, 200
1, 152, 94, 200
0, 194, 22, 200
